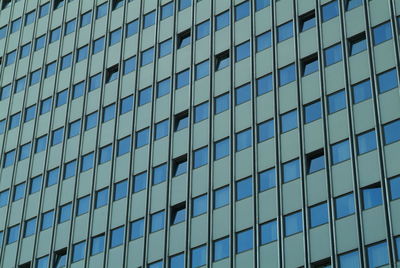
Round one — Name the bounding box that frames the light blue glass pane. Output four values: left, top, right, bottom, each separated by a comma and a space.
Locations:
236, 129, 252, 151
117, 136, 131, 156
216, 11, 229, 30
7, 225, 20, 244
24, 218, 36, 237
159, 39, 172, 58
310, 203, 328, 227
214, 187, 229, 209
13, 183, 25, 201
36, 136, 47, 153
133, 172, 147, 192
120, 96, 133, 114
367, 242, 389, 268
285, 212, 302, 236
255, 0, 270, 11
260, 220, 277, 244
114, 180, 127, 200
81, 153, 94, 172
65, 19, 76, 35
30, 176, 42, 194
77, 196, 90, 216
110, 227, 124, 248
69, 120, 81, 137
144, 11, 156, 28
304, 101, 321, 123
384, 120, 400, 144
235, 41, 250, 62
259, 168, 276, 192
257, 74, 273, 96
346, 0, 362, 10
149, 261, 163, 268
236, 178, 252, 201
363, 187, 382, 209
4, 150, 16, 167
339, 251, 360, 268
279, 64, 296, 86
103, 104, 115, 122
195, 61, 209, 80
91, 235, 104, 255
283, 159, 300, 183
235, 84, 251, 105
308, 155, 325, 174
179, 0, 191, 11
377, 69, 398, 93
170, 253, 184, 268
72, 242, 86, 262
41, 211, 54, 230
47, 168, 59, 187
214, 138, 229, 160
139, 88, 152, 106
153, 164, 167, 185
301, 16, 315, 32
353, 80, 371, 104
155, 120, 169, 140
331, 140, 350, 164
161, 2, 174, 20
192, 246, 207, 268
130, 219, 144, 240
126, 20, 138, 37
389, 176, 400, 200
194, 102, 208, 123
214, 237, 229, 261
193, 147, 208, 168
193, 194, 207, 217
95, 189, 109, 208
196, 20, 209, 40
96, 3, 107, 19
278, 21, 293, 42
99, 145, 112, 164
328, 90, 346, 114
303, 59, 319, 76
80, 12, 92, 27
281, 110, 297, 133
350, 38, 367, 55
396, 237, 400, 261
215, 93, 229, 114
123, 56, 136, 74
59, 204, 71, 222
236, 229, 253, 253
235, 1, 249, 21
0, 190, 9, 207
141, 48, 154, 66
151, 211, 165, 232
36, 256, 49, 268
176, 70, 190, 89
373, 22, 392, 45
324, 44, 342, 66
322, 0, 339, 22
357, 131, 377, 154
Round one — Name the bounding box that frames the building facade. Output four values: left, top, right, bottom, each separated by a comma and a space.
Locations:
0, 0, 400, 267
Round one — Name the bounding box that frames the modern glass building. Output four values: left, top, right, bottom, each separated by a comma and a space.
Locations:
0, 0, 400, 267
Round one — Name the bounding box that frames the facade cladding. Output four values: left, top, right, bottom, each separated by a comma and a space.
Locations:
1, 0, 400, 267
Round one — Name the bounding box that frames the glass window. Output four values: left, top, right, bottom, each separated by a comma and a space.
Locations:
153, 164, 167, 185
216, 10, 229, 31
307, 151, 325, 174
0, 84, 11, 100
236, 177, 252, 201
284, 211, 302, 236
324, 43, 342, 66
339, 251, 360, 268
256, 31, 272, 52
322, 0, 339, 22
373, 22, 392, 46
13, 183, 25, 201
389, 176, 400, 200
0, 25, 6, 39
91, 234, 104, 255
143, 10, 156, 28
24, 218, 36, 237
3, 150, 15, 168
10, 18, 21, 33
193, 146, 208, 168
191, 245, 207, 268
352, 79, 371, 104
235, 1, 249, 21
157, 78, 170, 98
35, 35, 46, 51
72, 241, 86, 262
25, 105, 36, 122
304, 101, 321, 123
328, 90, 346, 114
278, 21, 293, 42
96, 2, 108, 19
99, 144, 112, 164
95, 188, 109, 208
362, 185, 382, 209
346, 0, 362, 10
126, 20, 138, 37
102, 104, 115, 122
7, 225, 20, 244
236, 129, 252, 151
77, 195, 90, 216
81, 152, 94, 172
110, 226, 124, 248
236, 228, 253, 253
377, 68, 398, 93
173, 156, 187, 177
120, 95, 133, 114
85, 112, 98, 130
331, 139, 350, 164
40, 98, 52, 115
279, 64, 296, 86
88, 73, 102, 92
46, 167, 59, 187
130, 218, 144, 240
134, 171, 149, 194
215, 50, 230, 71
93, 37, 105, 54
300, 12, 315, 32
25, 11, 36, 26
396, 237, 400, 261
195, 60, 209, 80
41, 210, 54, 230
60, 53, 72, 70
9, 112, 21, 130
335, 193, 355, 219
215, 93, 229, 114
256, 0, 270, 11
68, 120, 81, 138
235, 41, 250, 62
35, 135, 48, 153
192, 194, 207, 217
259, 168, 276, 192
260, 220, 277, 245
106, 66, 119, 83
177, 31, 191, 48
214, 137, 230, 160
14, 78, 26, 94
281, 110, 297, 133
136, 128, 149, 148
357, 130, 377, 154
49, 27, 60, 43
258, 119, 274, 142
176, 69, 190, 89
65, 18, 76, 35
20, 43, 31, 59
117, 136, 131, 156
0, 189, 9, 207
80, 11, 92, 27
109, 28, 121, 46
179, 0, 191, 11
0, 120, 5, 134
214, 186, 229, 209
58, 203, 72, 223
64, 160, 76, 179
282, 159, 300, 183
159, 39, 172, 58
214, 237, 229, 261
302, 56, 319, 76
235, 83, 251, 105
155, 120, 169, 140
150, 211, 165, 232
349, 34, 367, 56
29, 175, 42, 194
141, 47, 154, 66
170, 253, 184, 268
112, 0, 124, 10
51, 127, 64, 146
196, 20, 209, 40
161, 2, 174, 20
30, 69, 42, 86
56, 90, 68, 107
76, 45, 88, 63
171, 204, 186, 224
309, 203, 328, 227
367, 241, 389, 268
5, 50, 16, 66
194, 102, 209, 123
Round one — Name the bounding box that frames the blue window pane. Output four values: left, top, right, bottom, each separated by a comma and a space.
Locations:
260, 220, 277, 244
191, 245, 207, 268
195, 60, 209, 80
357, 130, 377, 154
139, 87, 152, 106
77, 196, 90, 216
377, 69, 398, 93
194, 102, 209, 123
56, 90, 68, 107
279, 64, 296, 86
196, 20, 209, 40
179, 0, 191, 11
9, 113, 21, 129
176, 69, 190, 89
126, 20, 138, 37
281, 110, 297, 133
350, 36, 367, 55
335, 193, 355, 219
35, 35, 46, 51
171, 206, 186, 224
13, 183, 25, 201
143, 11, 156, 28
40, 98, 52, 115
91, 235, 104, 255
331, 140, 350, 164
367, 242, 389, 268
236, 177, 252, 201
64, 160, 76, 179
259, 168, 276, 192
304, 101, 321, 123
383, 119, 400, 145
141, 47, 154, 66
170, 254, 184, 268
89, 73, 102, 92
24, 218, 36, 237
5, 51, 16, 66
68, 120, 81, 138
235, 41, 250, 62
373, 22, 392, 46
61, 53, 72, 70
133, 172, 147, 193
157, 78, 170, 98
0, 26, 6, 39
396, 237, 400, 261
153, 164, 167, 185
258, 119, 274, 142
46, 168, 59, 187
136, 128, 149, 148
130, 218, 144, 240
117, 136, 131, 156
309, 203, 328, 227
235, 1, 249, 21
72, 241, 86, 262
102, 104, 115, 122
96, 2, 108, 19
29, 175, 42, 194
216, 11, 229, 30
65, 19, 76, 35
278, 21, 293, 42
159, 39, 172, 58
214, 138, 230, 160
80, 11, 92, 27
20, 43, 31, 59
328, 90, 346, 114
110, 226, 125, 248
192, 194, 207, 217
214, 237, 229, 261
35, 135, 48, 153
50, 27, 60, 43
41, 210, 54, 230
346, 0, 362, 10
0, 120, 4, 134
93, 37, 105, 54
302, 57, 319, 76
25, 105, 36, 122
215, 93, 229, 114
307, 153, 325, 174
236, 228, 253, 253
51, 128, 64, 146
214, 186, 229, 209
150, 211, 165, 232
161, 2, 174, 20
59, 203, 72, 223
95, 188, 109, 208
123, 56, 136, 75
3, 150, 16, 168
362, 186, 382, 209
30, 69, 42, 86
324, 43, 342, 66
257, 74, 273, 96
256, 31, 272, 52
256, 0, 270, 11
81, 152, 94, 172
99, 145, 112, 164
120, 95, 133, 114
155, 120, 169, 140
284, 211, 302, 236
352, 79, 371, 104
236, 129, 252, 151
389, 176, 400, 200
11, 18, 21, 33
339, 251, 360, 268
7, 225, 20, 244
173, 158, 187, 177
0, 190, 9, 207
109, 28, 121, 46
0, 84, 11, 100
322, 0, 339, 22
149, 261, 163, 268
72, 81, 85, 99
193, 147, 208, 168
235, 83, 251, 105
300, 14, 316, 32
283, 159, 300, 183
